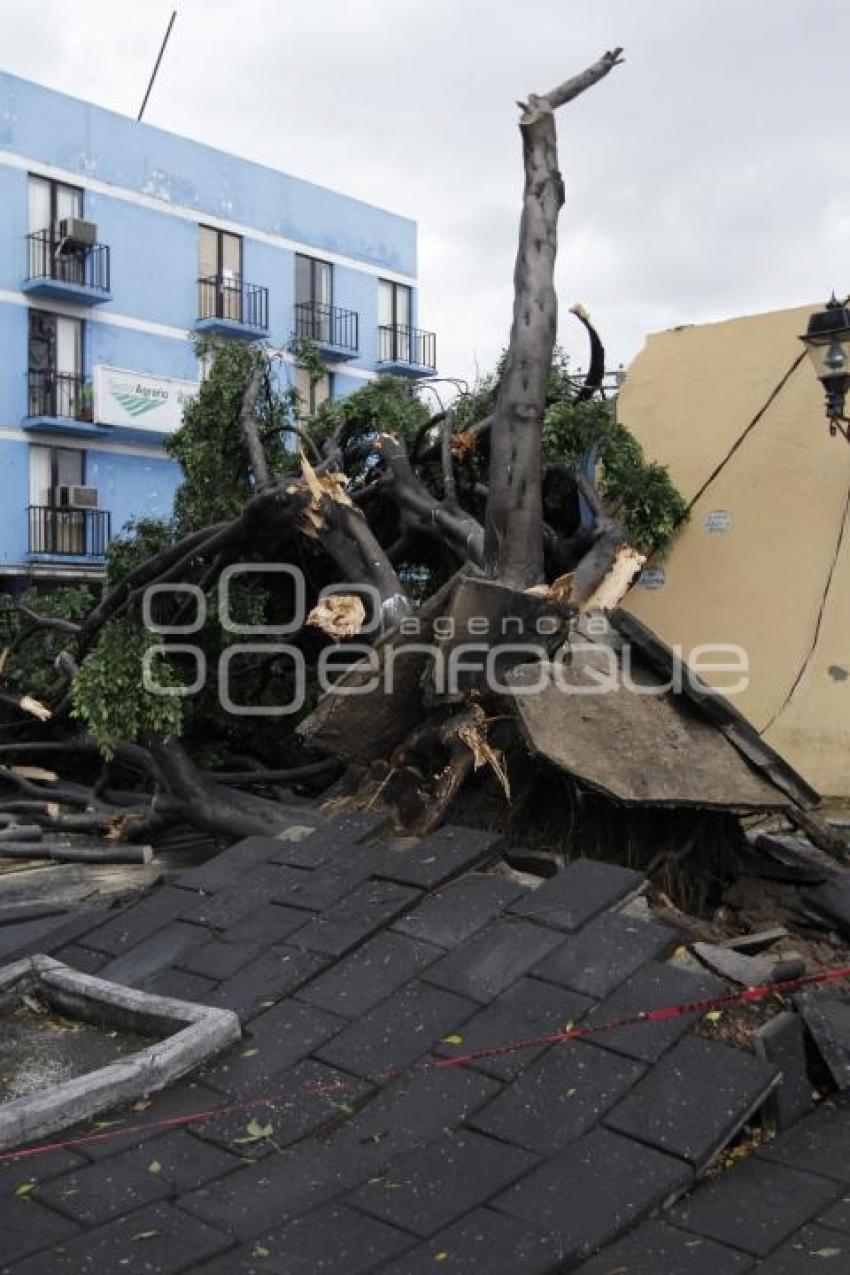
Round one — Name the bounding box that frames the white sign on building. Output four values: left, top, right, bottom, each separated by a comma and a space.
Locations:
93, 366, 199, 433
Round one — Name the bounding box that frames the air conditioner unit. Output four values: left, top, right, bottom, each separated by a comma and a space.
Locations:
55, 485, 98, 509
57, 218, 98, 251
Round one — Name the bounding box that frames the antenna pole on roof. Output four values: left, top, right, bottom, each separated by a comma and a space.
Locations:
137, 10, 177, 122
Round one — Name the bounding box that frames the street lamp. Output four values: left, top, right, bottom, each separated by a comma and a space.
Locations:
799, 294, 850, 441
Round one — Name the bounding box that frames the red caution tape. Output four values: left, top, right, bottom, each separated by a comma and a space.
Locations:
1, 962, 848, 1165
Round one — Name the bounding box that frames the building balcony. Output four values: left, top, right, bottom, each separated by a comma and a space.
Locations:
376, 324, 436, 376
293, 302, 359, 360
28, 506, 111, 560
24, 370, 106, 437
196, 276, 269, 338
23, 230, 112, 304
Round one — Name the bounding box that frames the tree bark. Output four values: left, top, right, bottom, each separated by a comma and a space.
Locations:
484, 48, 623, 588
238, 363, 270, 491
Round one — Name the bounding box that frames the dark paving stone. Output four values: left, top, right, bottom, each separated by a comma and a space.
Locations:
509, 857, 644, 932
470, 1040, 645, 1155
0, 916, 78, 963
349, 1129, 538, 1237
279, 860, 370, 912
424, 919, 565, 1004
292, 879, 420, 957
2, 907, 114, 963
179, 864, 307, 930
818, 1194, 850, 1235
196, 1058, 370, 1155
755, 1011, 815, 1131
796, 992, 850, 1091
331, 1065, 500, 1164
0, 1149, 87, 1191
434, 976, 594, 1081
9, 1201, 231, 1273
669, 1157, 838, 1256
48, 944, 107, 975
178, 936, 263, 981
175, 833, 296, 890
393, 874, 526, 948
752, 1223, 849, 1272
190, 1248, 280, 1275
35, 1148, 171, 1226
0, 1198, 79, 1266
375, 1206, 567, 1274
586, 960, 725, 1065
575, 1218, 755, 1274
116, 1129, 240, 1193
81, 886, 195, 956
363, 824, 498, 888
605, 1036, 778, 1169
221, 902, 311, 944
97, 920, 207, 988
38, 907, 111, 956
806, 875, 850, 939
243, 1203, 413, 1274
201, 999, 344, 1096
76, 1080, 229, 1162
178, 1140, 372, 1238
494, 1126, 692, 1259
146, 966, 218, 1002
316, 980, 478, 1080
268, 811, 386, 868
531, 913, 679, 999
206, 945, 328, 1019
756, 1101, 850, 1182
296, 930, 441, 1018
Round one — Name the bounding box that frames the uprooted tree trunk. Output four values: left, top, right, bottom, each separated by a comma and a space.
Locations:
0, 49, 691, 848
484, 49, 624, 587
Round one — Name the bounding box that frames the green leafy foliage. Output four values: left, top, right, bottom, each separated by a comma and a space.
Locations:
311, 374, 430, 468
106, 518, 175, 589
450, 344, 687, 554
542, 396, 688, 554
71, 620, 184, 757
0, 585, 96, 697
166, 337, 294, 533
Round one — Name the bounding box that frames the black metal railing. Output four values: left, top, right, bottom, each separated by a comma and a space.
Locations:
26, 230, 111, 293
28, 506, 111, 557
293, 301, 359, 353
377, 324, 436, 370
27, 370, 92, 421
197, 275, 268, 331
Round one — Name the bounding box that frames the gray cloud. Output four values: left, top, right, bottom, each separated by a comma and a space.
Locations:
2, 0, 849, 382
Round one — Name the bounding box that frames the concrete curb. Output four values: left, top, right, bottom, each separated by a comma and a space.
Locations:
0, 954, 240, 1152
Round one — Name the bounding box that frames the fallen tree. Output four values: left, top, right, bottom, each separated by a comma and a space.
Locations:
0, 49, 831, 864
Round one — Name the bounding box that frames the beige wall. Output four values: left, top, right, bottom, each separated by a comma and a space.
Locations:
619, 303, 850, 796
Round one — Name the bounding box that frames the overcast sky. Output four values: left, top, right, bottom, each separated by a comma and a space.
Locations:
3, 0, 849, 385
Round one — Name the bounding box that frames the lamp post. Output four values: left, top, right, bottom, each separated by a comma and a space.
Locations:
799, 294, 850, 441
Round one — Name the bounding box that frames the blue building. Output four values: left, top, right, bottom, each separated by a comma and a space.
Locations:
0, 69, 436, 589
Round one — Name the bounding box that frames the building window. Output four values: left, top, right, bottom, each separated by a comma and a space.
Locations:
28, 174, 83, 234
27, 311, 86, 419
295, 254, 333, 343
198, 225, 243, 322
378, 279, 412, 362
28, 174, 86, 284
294, 366, 333, 420
29, 445, 86, 553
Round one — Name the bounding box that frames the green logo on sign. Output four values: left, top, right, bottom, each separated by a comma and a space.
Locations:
113, 391, 164, 418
